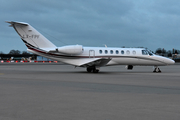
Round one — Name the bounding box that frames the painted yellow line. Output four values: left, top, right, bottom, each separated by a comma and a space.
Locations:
0, 73, 4, 75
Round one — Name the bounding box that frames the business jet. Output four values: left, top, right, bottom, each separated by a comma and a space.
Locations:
6, 21, 175, 73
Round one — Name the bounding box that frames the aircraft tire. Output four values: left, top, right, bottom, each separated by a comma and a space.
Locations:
87, 68, 92, 72
93, 69, 99, 73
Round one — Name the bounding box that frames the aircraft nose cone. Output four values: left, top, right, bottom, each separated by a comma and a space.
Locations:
166, 59, 175, 65
169, 59, 175, 65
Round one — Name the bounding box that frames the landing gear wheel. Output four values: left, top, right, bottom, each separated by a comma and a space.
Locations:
87, 66, 100, 73
87, 68, 92, 73
153, 66, 161, 73
157, 68, 161, 73
153, 68, 157, 73
93, 69, 99, 73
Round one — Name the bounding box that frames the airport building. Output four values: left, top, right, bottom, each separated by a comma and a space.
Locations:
0, 54, 53, 62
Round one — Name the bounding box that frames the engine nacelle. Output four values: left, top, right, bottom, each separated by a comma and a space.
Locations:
56, 45, 83, 55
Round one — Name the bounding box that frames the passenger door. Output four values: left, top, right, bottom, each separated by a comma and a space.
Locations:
89, 50, 95, 58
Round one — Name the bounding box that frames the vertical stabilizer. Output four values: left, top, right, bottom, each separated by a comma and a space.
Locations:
6, 21, 56, 49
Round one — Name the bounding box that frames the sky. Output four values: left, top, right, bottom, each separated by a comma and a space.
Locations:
0, 0, 180, 53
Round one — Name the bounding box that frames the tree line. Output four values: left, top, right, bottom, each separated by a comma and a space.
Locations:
0, 50, 32, 55
155, 48, 180, 57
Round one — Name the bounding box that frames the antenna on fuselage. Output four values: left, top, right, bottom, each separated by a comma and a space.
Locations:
104, 44, 107, 48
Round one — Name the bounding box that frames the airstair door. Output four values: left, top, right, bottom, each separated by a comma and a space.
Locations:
89, 50, 95, 58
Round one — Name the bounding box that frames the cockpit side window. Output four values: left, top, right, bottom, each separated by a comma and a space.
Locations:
142, 50, 154, 56
142, 50, 148, 55
147, 50, 154, 56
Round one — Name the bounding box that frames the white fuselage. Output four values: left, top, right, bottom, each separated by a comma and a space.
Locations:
28, 46, 175, 67
6, 21, 175, 71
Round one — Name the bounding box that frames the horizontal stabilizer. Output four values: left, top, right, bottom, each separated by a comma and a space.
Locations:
6, 21, 28, 27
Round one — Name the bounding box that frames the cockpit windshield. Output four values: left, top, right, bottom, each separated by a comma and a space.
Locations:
142, 49, 154, 56
147, 50, 153, 56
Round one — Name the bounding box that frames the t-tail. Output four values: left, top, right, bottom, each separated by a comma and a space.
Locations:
6, 21, 56, 50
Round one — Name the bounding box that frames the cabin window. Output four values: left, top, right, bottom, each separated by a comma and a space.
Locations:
142, 50, 148, 55
116, 50, 119, 54
121, 50, 124, 54
99, 50, 102, 54
126, 50, 130, 54
105, 50, 108, 54
132, 50, 136, 55
110, 50, 113, 54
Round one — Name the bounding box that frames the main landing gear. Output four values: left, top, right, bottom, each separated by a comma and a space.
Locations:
87, 66, 99, 73
153, 66, 161, 73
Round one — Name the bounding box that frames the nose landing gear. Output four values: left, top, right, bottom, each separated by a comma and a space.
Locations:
153, 66, 161, 73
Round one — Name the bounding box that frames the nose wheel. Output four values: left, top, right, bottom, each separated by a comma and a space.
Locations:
153, 66, 161, 73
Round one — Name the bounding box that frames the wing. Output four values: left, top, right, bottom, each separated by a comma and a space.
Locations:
61, 57, 111, 67
78, 58, 111, 67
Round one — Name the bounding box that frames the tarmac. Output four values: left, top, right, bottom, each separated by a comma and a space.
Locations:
0, 63, 180, 120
